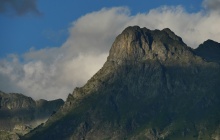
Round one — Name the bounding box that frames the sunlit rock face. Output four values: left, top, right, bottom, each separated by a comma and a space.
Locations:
108, 26, 196, 65
23, 26, 220, 140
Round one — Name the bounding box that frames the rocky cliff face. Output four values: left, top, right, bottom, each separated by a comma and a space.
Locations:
0, 91, 64, 139
22, 26, 220, 140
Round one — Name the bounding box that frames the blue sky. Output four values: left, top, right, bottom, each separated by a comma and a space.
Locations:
1, 0, 220, 100
0, 0, 203, 58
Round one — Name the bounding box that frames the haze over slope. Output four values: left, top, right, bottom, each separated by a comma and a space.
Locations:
0, 91, 64, 139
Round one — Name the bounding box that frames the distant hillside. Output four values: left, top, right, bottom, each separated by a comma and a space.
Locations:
0, 91, 64, 139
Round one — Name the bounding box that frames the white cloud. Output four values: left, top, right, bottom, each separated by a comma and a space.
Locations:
1, 2, 220, 100
63, 7, 131, 54
128, 6, 220, 48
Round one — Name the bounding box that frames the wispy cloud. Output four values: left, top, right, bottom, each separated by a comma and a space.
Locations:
0, 0, 42, 16
1, 1, 220, 100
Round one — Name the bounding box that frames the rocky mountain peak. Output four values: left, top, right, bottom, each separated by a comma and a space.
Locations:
22, 26, 220, 140
162, 28, 183, 42
108, 26, 194, 65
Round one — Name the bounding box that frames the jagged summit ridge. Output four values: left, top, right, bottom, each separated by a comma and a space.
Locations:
108, 26, 194, 64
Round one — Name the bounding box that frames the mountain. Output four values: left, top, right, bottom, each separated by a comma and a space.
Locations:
22, 26, 220, 140
0, 91, 64, 139
195, 39, 220, 64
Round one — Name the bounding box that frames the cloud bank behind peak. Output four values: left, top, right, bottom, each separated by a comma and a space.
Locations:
1, 4, 220, 100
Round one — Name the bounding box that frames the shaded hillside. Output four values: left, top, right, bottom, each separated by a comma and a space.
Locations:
23, 26, 220, 140
195, 39, 220, 63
